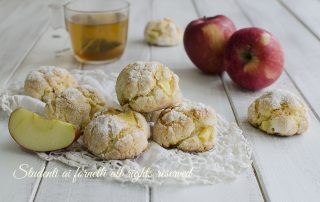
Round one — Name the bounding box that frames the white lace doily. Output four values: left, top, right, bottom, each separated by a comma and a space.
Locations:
0, 70, 252, 185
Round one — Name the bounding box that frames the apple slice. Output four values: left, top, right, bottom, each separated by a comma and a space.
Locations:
9, 108, 80, 152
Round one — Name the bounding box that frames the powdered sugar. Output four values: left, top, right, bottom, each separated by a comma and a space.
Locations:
261, 89, 304, 108
179, 99, 212, 111
128, 61, 158, 83
162, 110, 185, 122
109, 116, 127, 137
60, 88, 85, 101
38, 66, 69, 76
25, 71, 45, 83
26, 66, 70, 83
88, 115, 126, 138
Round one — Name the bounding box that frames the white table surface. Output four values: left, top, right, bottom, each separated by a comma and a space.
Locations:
1, 0, 320, 201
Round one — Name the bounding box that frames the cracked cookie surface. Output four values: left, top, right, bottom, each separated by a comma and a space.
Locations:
152, 101, 217, 152
44, 87, 91, 129
116, 61, 182, 113
248, 89, 308, 136
142, 109, 163, 123
24, 66, 78, 102
83, 109, 150, 160
45, 86, 107, 129
77, 85, 106, 117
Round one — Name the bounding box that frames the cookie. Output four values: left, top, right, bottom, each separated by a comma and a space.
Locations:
144, 18, 182, 46
152, 101, 217, 152
24, 66, 78, 102
116, 61, 182, 113
248, 89, 308, 136
44, 87, 91, 129
83, 109, 150, 160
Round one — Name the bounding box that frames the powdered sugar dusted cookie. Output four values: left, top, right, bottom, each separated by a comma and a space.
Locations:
44, 87, 91, 129
152, 101, 217, 152
144, 18, 182, 46
248, 89, 308, 136
116, 61, 182, 113
83, 109, 150, 160
44, 86, 107, 129
24, 66, 78, 102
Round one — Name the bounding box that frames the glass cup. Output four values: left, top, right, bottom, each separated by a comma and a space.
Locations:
50, 0, 129, 64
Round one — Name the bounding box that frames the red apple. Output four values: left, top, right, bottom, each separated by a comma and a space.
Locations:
183, 15, 236, 74
224, 27, 284, 90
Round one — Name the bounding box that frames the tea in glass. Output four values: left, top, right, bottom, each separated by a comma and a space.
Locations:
64, 0, 129, 64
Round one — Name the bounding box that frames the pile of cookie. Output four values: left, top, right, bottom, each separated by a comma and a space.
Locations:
23, 62, 218, 160
21, 61, 310, 160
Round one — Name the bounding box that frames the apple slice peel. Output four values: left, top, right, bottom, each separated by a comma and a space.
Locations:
8, 108, 80, 152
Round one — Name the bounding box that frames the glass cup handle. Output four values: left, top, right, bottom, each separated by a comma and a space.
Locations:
48, 1, 70, 29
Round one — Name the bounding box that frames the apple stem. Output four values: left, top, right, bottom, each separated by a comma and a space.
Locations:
203, 16, 206, 20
